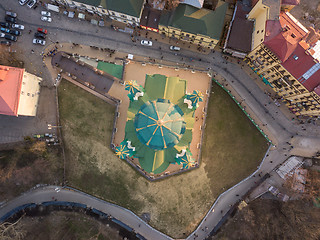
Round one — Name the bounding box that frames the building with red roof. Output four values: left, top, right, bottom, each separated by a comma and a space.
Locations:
0, 65, 42, 117
264, 12, 308, 62
246, 12, 320, 117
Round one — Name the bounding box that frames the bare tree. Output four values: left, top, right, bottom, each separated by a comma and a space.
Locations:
0, 214, 26, 240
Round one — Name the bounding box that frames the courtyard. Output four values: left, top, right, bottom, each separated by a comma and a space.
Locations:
58, 70, 268, 237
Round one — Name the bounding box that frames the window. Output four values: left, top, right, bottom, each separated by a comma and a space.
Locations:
112, 12, 115, 15
102, 9, 105, 13
186, 34, 190, 37
257, 30, 259, 34
200, 37, 204, 40
291, 33, 296, 38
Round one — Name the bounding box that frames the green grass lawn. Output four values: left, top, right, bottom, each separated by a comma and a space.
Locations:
58, 79, 268, 238
202, 82, 269, 195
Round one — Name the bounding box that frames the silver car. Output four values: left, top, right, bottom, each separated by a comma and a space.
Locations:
41, 16, 52, 22
33, 38, 46, 45
12, 24, 24, 30
19, 0, 29, 5
141, 40, 152, 46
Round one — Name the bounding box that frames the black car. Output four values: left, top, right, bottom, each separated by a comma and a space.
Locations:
9, 29, 21, 36
0, 22, 11, 28
4, 34, 17, 42
5, 16, 16, 24
0, 40, 11, 46
34, 32, 46, 39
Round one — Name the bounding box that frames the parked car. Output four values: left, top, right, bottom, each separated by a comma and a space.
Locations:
33, 38, 45, 45
5, 16, 16, 23
0, 33, 5, 38
41, 16, 52, 22
4, 34, 17, 42
170, 46, 180, 51
19, 0, 29, 5
9, 29, 21, 36
0, 40, 11, 46
34, 32, 46, 39
140, 40, 152, 46
27, 0, 37, 8
0, 22, 11, 28
41, 11, 51, 17
12, 24, 24, 30
5, 11, 17, 18
37, 27, 47, 34
1, 28, 20, 36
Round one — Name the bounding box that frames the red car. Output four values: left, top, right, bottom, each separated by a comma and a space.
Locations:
37, 27, 47, 34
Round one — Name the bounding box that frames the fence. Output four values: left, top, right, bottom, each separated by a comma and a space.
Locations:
212, 78, 273, 145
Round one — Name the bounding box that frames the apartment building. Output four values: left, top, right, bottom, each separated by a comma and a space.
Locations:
106, 0, 145, 26
158, 1, 229, 49
246, 12, 320, 117
62, 0, 109, 16
62, 0, 145, 26
223, 0, 281, 58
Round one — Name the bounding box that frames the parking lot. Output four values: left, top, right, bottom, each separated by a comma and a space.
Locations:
0, 3, 58, 144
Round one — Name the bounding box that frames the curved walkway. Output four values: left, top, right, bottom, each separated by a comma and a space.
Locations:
0, 185, 172, 240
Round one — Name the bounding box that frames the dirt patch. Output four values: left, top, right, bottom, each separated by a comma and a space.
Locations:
0, 140, 63, 200
214, 198, 320, 240
3, 211, 123, 240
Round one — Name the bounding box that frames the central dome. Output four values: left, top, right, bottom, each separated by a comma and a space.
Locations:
134, 99, 186, 150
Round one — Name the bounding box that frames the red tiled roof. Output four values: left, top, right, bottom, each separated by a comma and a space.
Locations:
265, 32, 299, 62
282, 42, 320, 92
0, 66, 24, 116
314, 84, 320, 96
264, 20, 282, 42
264, 12, 308, 62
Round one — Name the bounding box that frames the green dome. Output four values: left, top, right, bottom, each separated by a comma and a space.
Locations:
134, 99, 186, 150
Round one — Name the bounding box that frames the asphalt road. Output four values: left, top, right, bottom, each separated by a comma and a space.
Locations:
0, 1, 320, 240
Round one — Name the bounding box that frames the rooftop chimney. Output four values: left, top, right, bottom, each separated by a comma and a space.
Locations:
304, 27, 320, 47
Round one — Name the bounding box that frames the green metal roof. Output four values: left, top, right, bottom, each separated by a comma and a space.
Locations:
123, 74, 196, 174
161, 3, 228, 39
106, 0, 144, 17
144, 74, 186, 104
97, 62, 123, 79
72, 0, 108, 8
134, 99, 186, 150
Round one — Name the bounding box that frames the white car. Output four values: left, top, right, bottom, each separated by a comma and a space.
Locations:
41, 16, 52, 22
141, 40, 152, 47
19, 0, 29, 5
27, 0, 37, 8
0, 33, 5, 38
33, 38, 46, 45
170, 46, 180, 51
12, 24, 24, 30
41, 11, 51, 17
